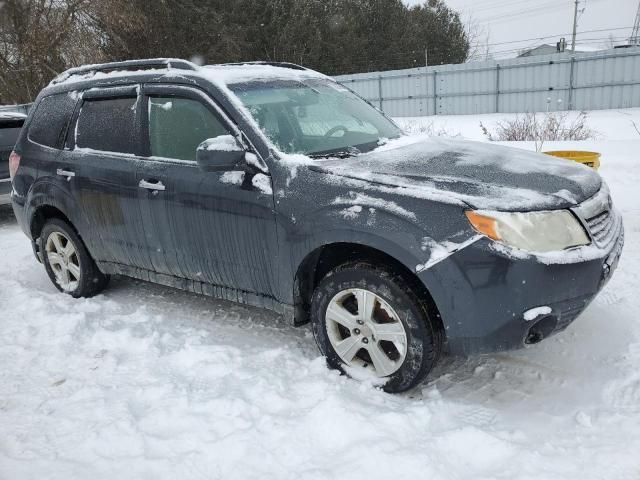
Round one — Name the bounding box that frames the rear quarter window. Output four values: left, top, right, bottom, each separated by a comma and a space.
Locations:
28, 93, 77, 148
75, 97, 140, 155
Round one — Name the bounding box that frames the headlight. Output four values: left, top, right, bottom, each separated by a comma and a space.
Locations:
465, 209, 590, 252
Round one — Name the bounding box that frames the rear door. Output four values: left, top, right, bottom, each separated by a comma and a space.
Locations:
63, 86, 153, 270
16, 93, 78, 207
136, 84, 279, 297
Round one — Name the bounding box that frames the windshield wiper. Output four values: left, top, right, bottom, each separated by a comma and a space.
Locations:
308, 146, 361, 159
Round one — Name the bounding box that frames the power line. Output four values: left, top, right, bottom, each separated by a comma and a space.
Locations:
481, 26, 632, 48
458, 0, 545, 13
477, 2, 568, 24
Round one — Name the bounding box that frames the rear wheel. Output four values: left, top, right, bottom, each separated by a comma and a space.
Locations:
311, 262, 442, 393
40, 218, 109, 298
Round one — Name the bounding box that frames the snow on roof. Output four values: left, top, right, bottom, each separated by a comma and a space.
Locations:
200, 64, 327, 85
50, 60, 327, 88
0, 110, 27, 118
0, 111, 27, 119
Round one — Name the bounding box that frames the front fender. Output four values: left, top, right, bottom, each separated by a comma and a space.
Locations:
271, 161, 480, 321
289, 204, 430, 274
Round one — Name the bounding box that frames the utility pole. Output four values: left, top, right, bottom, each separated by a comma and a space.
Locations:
630, 1, 640, 45
425, 47, 428, 67
571, 0, 579, 53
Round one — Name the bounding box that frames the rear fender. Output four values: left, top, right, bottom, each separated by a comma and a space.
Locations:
25, 178, 81, 240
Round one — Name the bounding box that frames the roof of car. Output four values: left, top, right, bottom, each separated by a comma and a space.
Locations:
48, 58, 327, 89
201, 63, 327, 85
0, 111, 27, 122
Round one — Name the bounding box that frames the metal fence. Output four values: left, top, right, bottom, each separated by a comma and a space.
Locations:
335, 47, 640, 117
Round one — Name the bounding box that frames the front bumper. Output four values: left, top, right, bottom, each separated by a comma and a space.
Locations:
422, 208, 624, 356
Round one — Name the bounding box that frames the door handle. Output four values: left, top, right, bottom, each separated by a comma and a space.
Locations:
56, 169, 75, 180
139, 179, 166, 191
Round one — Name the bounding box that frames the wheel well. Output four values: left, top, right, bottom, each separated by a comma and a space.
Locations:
293, 242, 444, 332
30, 205, 73, 240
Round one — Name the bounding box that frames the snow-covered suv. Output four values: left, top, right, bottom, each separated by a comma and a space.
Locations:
10, 59, 624, 392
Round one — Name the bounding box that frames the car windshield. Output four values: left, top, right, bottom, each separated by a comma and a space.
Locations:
228, 78, 402, 157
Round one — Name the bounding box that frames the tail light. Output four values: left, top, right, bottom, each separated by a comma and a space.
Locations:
9, 151, 20, 180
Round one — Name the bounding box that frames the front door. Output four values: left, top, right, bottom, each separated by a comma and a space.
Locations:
136, 85, 280, 299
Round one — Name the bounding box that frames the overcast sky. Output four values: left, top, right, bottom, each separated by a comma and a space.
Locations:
406, 0, 638, 58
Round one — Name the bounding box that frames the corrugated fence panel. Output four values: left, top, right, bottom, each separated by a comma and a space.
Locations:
381, 70, 431, 116
340, 76, 380, 104
437, 63, 498, 114
335, 47, 640, 116
572, 51, 640, 110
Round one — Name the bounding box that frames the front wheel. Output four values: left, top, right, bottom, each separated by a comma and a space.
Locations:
311, 262, 443, 393
40, 218, 110, 298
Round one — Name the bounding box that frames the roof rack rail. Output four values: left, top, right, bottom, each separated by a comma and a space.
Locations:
219, 61, 309, 71
51, 58, 198, 85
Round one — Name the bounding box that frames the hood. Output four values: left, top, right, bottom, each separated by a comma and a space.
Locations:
320, 137, 602, 211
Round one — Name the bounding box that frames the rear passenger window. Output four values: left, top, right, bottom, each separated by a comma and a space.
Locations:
76, 97, 139, 155
148, 97, 230, 161
28, 93, 77, 148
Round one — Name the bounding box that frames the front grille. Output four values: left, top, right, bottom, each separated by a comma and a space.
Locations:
572, 185, 621, 248
586, 209, 615, 245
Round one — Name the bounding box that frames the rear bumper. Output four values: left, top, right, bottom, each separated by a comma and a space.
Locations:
11, 192, 42, 263
422, 216, 624, 356
11, 191, 30, 235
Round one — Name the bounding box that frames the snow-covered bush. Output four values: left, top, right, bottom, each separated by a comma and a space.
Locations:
401, 120, 459, 137
480, 111, 597, 151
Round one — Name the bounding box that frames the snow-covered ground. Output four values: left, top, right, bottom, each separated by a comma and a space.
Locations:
1, 109, 639, 479
395, 108, 640, 142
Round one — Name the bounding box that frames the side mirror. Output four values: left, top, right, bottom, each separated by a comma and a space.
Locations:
196, 135, 246, 172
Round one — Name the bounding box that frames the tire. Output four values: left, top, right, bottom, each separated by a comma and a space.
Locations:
40, 218, 110, 298
311, 261, 443, 393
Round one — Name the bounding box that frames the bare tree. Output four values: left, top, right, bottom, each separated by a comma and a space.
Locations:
464, 15, 490, 62
0, 0, 98, 104
0, 0, 473, 103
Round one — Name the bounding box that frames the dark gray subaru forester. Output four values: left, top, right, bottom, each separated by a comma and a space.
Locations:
10, 59, 624, 392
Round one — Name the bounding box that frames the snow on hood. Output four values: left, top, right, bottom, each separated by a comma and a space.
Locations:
320, 136, 602, 211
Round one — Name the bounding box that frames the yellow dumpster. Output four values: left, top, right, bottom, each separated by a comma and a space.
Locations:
544, 150, 601, 170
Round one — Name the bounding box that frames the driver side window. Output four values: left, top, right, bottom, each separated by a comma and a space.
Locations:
148, 96, 230, 161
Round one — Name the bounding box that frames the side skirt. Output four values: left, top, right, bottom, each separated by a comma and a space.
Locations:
97, 261, 296, 323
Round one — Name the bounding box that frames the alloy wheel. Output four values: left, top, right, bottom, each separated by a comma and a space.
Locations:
45, 231, 81, 292
325, 288, 408, 377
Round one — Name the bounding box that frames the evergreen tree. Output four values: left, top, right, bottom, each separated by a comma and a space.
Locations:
0, 0, 470, 103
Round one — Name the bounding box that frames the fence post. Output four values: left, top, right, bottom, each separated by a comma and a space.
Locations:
495, 64, 501, 113
568, 56, 576, 111
433, 70, 438, 115
378, 76, 383, 111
